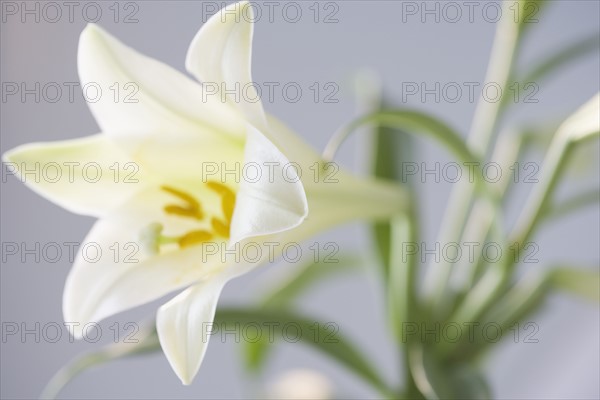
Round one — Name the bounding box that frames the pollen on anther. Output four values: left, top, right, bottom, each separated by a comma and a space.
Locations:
161, 185, 203, 220
206, 181, 236, 223
178, 230, 213, 248
211, 217, 230, 238
206, 181, 234, 195
164, 205, 203, 220
222, 192, 235, 222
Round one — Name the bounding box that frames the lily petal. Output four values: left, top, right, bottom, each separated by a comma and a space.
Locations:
254, 115, 407, 238
2, 134, 143, 217
109, 131, 244, 184
156, 278, 228, 385
63, 186, 228, 337
78, 24, 244, 139
186, 1, 266, 129
229, 124, 308, 246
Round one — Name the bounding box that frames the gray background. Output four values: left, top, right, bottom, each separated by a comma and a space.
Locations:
1, 0, 599, 398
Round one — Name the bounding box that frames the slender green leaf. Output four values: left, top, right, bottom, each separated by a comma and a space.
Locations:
511, 95, 599, 247
324, 110, 476, 170
542, 189, 600, 222
44, 305, 397, 399
451, 273, 548, 360
425, 0, 538, 315
550, 267, 600, 302
40, 322, 160, 399
455, 266, 598, 360
450, 365, 492, 400
409, 344, 491, 400
242, 256, 360, 373
260, 256, 360, 309
451, 95, 600, 330
243, 334, 270, 372
515, 0, 548, 35
323, 109, 503, 213
409, 344, 449, 400
522, 33, 600, 84
217, 307, 393, 397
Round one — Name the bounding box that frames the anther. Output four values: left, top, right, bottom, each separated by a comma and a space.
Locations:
211, 217, 230, 238
206, 181, 234, 196
222, 192, 235, 222
162, 185, 203, 220
206, 181, 236, 223
178, 230, 213, 248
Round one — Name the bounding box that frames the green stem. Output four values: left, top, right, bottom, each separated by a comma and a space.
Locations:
431, 130, 524, 317
464, 131, 526, 288
389, 210, 420, 397
389, 212, 417, 330
509, 136, 573, 247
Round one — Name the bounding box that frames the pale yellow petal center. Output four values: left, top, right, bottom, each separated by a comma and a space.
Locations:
143, 181, 237, 253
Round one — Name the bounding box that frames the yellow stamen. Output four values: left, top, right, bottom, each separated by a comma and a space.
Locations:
222, 192, 235, 222
162, 185, 200, 205
162, 185, 203, 220
151, 182, 237, 250
211, 217, 230, 238
206, 181, 235, 196
178, 230, 213, 248
206, 181, 236, 223
163, 205, 201, 219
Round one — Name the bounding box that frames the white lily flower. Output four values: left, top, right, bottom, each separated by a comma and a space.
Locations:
3, 1, 405, 385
